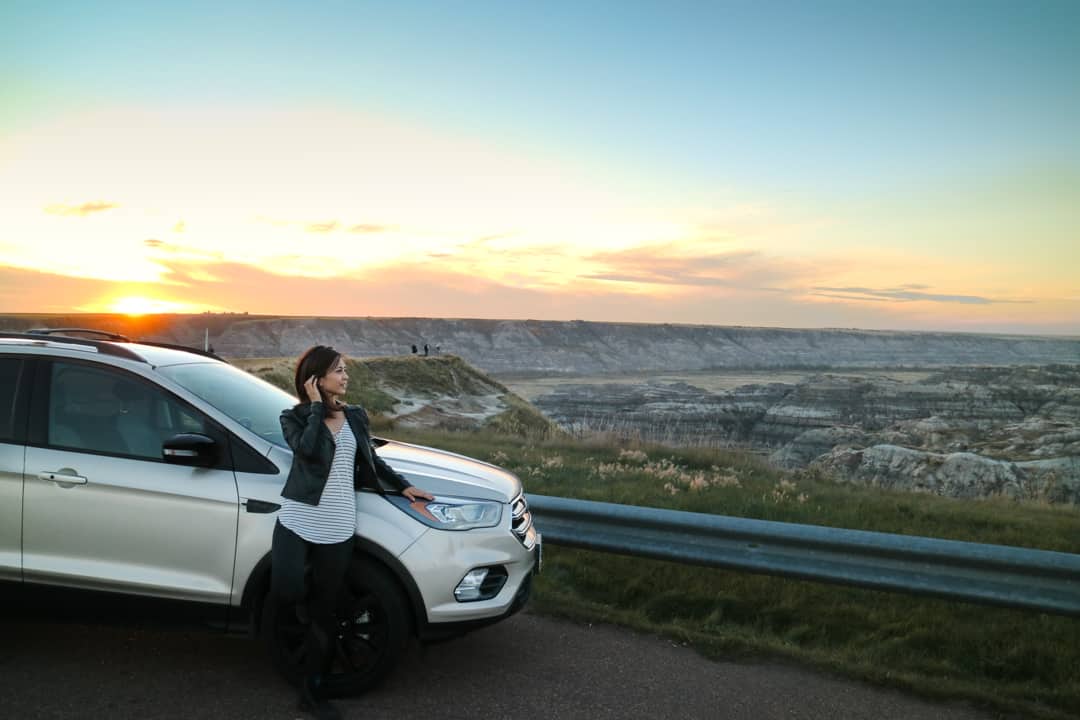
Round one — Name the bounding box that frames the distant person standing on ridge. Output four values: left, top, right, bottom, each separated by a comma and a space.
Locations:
411, 344, 417, 354
423, 343, 429, 356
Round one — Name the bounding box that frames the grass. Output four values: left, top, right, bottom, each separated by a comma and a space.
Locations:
483, 393, 565, 439
363, 354, 507, 397
387, 427, 1080, 719
233, 355, 516, 419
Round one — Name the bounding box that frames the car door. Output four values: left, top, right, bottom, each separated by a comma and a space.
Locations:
0, 355, 29, 582
22, 359, 240, 604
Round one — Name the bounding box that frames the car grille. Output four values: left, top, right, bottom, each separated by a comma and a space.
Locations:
510, 493, 537, 549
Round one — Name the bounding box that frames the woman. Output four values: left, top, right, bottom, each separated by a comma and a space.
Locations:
275, 345, 432, 720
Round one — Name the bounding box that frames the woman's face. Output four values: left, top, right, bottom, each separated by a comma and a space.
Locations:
319, 356, 348, 398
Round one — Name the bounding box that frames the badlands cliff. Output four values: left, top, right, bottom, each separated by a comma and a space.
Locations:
3, 314, 1077, 374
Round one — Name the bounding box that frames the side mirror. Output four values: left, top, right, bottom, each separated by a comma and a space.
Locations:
162, 433, 219, 468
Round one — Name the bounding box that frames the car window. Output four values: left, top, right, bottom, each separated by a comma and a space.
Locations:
0, 358, 23, 443
158, 361, 294, 446
49, 362, 209, 460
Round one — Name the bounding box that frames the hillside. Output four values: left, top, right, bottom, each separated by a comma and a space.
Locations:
2, 313, 1078, 374
233, 354, 559, 438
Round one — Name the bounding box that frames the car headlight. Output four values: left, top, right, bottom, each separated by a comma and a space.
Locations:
388, 494, 503, 530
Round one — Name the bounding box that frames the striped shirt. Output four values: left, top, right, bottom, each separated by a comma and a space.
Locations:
279, 422, 357, 544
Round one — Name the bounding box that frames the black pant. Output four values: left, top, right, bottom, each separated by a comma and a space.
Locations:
271, 520, 355, 679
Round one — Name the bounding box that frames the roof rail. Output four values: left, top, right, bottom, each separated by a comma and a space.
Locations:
133, 341, 223, 361
4, 330, 222, 362
0, 331, 145, 361
27, 327, 131, 341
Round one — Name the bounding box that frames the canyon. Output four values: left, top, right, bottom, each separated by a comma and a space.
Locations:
527, 366, 1080, 503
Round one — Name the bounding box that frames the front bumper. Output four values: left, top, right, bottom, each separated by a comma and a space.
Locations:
398, 516, 539, 627
418, 571, 533, 642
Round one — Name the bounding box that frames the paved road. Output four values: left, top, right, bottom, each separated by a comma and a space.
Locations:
0, 611, 1010, 720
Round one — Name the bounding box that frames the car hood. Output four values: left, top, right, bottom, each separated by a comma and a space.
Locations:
374, 440, 522, 502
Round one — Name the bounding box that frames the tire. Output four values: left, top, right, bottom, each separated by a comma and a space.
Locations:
261, 555, 413, 697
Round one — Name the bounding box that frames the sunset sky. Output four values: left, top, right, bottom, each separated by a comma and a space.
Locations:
1, 1, 1078, 334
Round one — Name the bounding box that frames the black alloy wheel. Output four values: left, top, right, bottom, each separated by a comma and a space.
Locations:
263, 556, 413, 696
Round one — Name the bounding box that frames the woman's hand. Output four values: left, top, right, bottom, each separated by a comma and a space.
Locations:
304, 374, 321, 403
402, 486, 435, 502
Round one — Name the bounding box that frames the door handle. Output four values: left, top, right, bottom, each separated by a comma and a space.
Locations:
244, 499, 281, 514
38, 469, 89, 487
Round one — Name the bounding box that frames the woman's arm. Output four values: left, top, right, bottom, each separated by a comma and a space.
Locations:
372, 449, 413, 490
359, 408, 434, 500
280, 402, 325, 458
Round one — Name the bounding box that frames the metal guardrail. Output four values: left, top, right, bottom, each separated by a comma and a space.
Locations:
526, 494, 1080, 617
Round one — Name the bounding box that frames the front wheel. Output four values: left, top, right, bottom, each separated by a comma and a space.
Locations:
262, 555, 413, 696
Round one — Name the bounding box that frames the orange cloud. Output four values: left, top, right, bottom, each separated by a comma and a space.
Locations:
581, 244, 810, 293
810, 286, 1031, 305
44, 201, 119, 217
142, 239, 225, 268
1, 259, 1077, 335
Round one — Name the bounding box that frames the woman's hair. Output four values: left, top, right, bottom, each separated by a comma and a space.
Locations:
293, 345, 343, 404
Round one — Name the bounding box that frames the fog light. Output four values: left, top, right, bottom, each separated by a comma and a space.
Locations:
454, 568, 490, 602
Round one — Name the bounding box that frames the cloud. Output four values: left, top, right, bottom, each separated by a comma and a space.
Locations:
44, 201, 118, 217
584, 271, 760, 288
582, 244, 802, 291
260, 219, 390, 234
811, 286, 1029, 305
0, 264, 151, 313
475, 233, 514, 244
0, 259, 1075, 335
142, 239, 224, 265
455, 236, 560, 256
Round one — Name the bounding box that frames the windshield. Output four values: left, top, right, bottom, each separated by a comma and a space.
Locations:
159, 362, 295, 447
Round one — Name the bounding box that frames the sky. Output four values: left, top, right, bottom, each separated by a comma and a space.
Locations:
1, 0, 1078, 334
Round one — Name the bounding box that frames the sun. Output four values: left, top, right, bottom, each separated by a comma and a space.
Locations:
108, 296, 192, 315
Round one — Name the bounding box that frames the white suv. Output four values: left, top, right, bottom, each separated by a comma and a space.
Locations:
0, 330, 539, 694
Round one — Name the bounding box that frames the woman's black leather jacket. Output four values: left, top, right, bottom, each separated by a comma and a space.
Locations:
279, 401, 412, 506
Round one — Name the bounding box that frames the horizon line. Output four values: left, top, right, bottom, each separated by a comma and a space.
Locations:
1, 311, 1078, 341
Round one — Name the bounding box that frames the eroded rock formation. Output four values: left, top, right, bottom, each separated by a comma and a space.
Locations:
533, 366, 1080, 503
